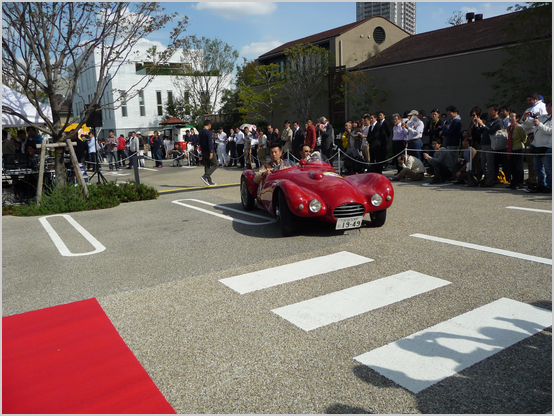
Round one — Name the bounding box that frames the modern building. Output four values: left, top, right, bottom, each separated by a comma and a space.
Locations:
72, 48, 228, 139
356, 2, 416, 35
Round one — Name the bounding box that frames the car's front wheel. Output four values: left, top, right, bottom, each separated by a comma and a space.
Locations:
240, 176, 255, 211
369, 209, 386, 227
276, 189, 295, 237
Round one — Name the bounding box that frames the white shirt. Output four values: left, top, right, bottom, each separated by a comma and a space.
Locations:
234, 131, 244, 145
87, 136, 97, 153
406, 117, 424, 140
523, 101, 548, 134
259, 134, 267, 148
217, 132, 227, 146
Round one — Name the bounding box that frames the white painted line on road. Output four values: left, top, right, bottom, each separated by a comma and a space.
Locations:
272, 271, 451, 331
139, 167, 158, 171
354, 298, 552, 394
506, 206, 552, 214
220, 251, 374, 295
410, 233, 552, 265
172, 198, 277, 226
104, 172, 131, 176
39, 214, 106, 257
181, 166, 197, 169
421, 182, 453, 187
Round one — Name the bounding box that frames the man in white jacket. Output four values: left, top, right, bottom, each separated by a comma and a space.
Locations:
523, 100, 552, 193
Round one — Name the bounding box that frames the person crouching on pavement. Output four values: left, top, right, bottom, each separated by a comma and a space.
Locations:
392, 154, 425, 181
170, 142, 185, 167
254, 142, 293, 184
199, 119, 218, 186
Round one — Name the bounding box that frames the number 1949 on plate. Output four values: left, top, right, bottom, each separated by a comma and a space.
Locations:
335, 216, 363, 230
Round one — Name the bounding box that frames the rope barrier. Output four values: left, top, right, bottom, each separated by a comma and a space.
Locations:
82, 145, 552, 169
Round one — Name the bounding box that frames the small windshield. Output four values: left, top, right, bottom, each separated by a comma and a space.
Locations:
305, 151, 330, 164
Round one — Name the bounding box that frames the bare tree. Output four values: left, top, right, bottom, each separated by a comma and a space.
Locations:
280, 43, 335, 122
2, 2, 188, 184
446, 11, 465, 26
172, 37, 239, 124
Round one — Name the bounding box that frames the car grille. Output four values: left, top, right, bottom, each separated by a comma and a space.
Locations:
333, 203, 365, 218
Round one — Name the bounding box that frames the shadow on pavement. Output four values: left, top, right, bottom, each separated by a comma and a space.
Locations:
349, 305, 552, 414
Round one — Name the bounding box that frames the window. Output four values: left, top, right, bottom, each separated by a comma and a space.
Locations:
373, 27, 386, 45
139, 90, 146, 117
121, 91, 128, 117
167, 91, 173, 106
156, 91, 163, 116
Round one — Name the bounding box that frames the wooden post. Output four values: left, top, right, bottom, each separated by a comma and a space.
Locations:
36, 140, 48, 205
65, 139, 89, 198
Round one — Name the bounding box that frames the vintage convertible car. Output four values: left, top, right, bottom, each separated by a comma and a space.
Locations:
240, 155, 394, 236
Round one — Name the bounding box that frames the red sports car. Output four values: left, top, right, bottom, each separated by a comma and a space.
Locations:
240, 157, 394, 236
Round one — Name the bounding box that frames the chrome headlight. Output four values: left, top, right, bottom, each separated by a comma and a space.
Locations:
309, 199, 322, 213
371, 193, 383, 207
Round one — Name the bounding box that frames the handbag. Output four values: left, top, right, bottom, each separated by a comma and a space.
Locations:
491, 130, 508, 150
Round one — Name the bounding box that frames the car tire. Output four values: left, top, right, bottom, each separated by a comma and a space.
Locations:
369, 209, 386, 227
277, 189, 295, 237
240, 176, 256, 211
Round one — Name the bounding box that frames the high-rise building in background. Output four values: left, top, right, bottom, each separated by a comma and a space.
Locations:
356, 2, 416, 34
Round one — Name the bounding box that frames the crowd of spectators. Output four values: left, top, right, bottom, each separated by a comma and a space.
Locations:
201, 93, 551, 193
3, 92, 551, 194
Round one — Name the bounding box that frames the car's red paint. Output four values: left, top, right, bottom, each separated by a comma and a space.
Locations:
241, 159, 394, 227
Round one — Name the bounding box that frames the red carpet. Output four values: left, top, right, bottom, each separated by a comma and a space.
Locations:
2, 298, 175, 414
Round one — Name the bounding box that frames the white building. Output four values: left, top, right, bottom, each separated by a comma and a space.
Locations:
72, 46, 228, 139
356, 2, 416, 35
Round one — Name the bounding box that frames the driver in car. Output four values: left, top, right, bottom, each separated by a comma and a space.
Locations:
254, 142, 293, 184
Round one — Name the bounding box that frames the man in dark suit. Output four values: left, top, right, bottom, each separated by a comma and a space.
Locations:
377, 111, 391, 171
291, 121, 304, 159
366, 114, 383, 174
318, 116, 334, 159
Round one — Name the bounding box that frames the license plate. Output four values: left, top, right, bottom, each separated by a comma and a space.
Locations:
335, 216, 363, 230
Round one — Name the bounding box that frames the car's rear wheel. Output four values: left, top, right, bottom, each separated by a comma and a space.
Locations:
240, 176, 255, 211
369, 209, 386, 227
276, 189, 295, 237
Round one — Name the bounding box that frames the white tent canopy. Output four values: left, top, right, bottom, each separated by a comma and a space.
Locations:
2, 84, 53, 128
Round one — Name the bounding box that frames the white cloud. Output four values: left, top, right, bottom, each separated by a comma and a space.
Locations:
192, 2, 277, 20
241, 41, 282, 58
460, 2, 510, 18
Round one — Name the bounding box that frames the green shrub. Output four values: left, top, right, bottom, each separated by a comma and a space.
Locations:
4, 180, 158, 216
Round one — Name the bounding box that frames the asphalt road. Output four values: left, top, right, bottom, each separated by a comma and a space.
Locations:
2, 161, 552, 414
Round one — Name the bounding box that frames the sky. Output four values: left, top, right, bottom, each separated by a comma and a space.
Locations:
144, 1, 519, 63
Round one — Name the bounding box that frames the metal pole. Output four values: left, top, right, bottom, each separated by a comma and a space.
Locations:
132, 153, 140, 184
338, 148, 341, 174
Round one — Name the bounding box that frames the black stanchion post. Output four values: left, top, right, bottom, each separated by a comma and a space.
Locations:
132, 153, 140, 184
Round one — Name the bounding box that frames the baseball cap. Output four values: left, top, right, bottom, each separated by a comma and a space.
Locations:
408, 110, 419, 116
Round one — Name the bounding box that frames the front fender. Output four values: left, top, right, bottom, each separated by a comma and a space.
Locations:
344, 173, 394, 210
242, 169, 257, 198
273, 180, 328, 217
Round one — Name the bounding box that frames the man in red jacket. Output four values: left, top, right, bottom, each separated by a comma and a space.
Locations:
117, 134, 127, 166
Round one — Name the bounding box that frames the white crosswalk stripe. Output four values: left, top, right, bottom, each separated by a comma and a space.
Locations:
354, 298, 552, 393
219, 251, 373, 294
221, 251, 551, 398
272, 270, 451, 331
